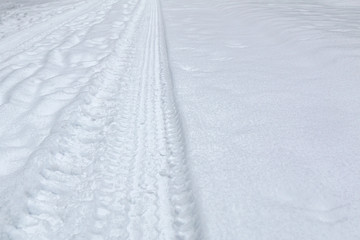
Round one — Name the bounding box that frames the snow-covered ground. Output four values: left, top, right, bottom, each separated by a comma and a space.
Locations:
0, 0, 92, 40
163, 0, 360, 239
0, 0, 360, 239
0, 0, 199, 239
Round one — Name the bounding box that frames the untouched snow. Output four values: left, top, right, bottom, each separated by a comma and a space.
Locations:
162, 0, 360, 239
0, 0, 360, 239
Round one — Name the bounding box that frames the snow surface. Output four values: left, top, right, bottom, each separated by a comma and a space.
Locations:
0, 0, 360, 239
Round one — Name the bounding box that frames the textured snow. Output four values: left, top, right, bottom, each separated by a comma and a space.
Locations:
0, 0, 360, 239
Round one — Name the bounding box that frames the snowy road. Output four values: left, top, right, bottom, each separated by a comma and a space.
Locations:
0, 0, 200, 239
2, 0, 360, 239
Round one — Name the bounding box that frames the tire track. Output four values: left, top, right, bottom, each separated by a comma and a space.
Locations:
155, 0, 202, 239
0, 0, 143, 239
127, 0, 202, 238
155, 0, 203, 237
0, 0, 202, 238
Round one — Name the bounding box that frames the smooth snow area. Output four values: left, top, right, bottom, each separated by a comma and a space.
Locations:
162, 0, 360, 239
0, 0, 360, 239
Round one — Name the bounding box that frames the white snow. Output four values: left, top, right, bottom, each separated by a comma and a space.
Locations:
0, 0, 360, 239
162, 0, 360, 239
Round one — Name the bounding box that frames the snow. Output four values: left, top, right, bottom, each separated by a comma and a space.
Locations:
0, 0, 91, 40
0, 0, 360, 239
162, 0, 360, 239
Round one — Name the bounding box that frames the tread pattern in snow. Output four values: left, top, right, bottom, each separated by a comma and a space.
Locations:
0, 0, 201, 239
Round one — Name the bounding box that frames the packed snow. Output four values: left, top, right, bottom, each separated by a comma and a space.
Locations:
0, 0, 359, 239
